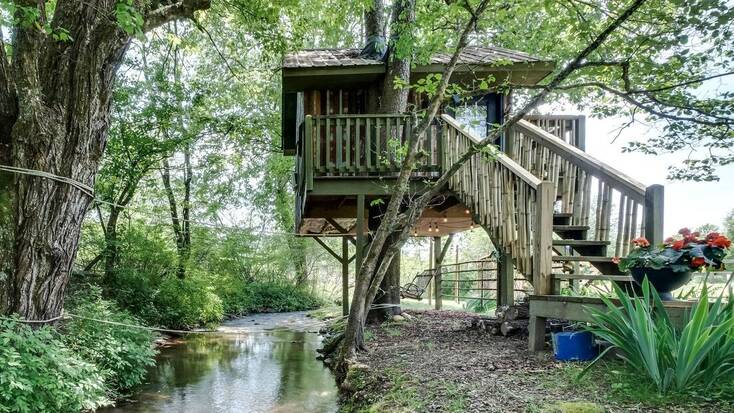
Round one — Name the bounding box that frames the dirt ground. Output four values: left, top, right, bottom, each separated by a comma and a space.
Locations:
343, 310, 730, 413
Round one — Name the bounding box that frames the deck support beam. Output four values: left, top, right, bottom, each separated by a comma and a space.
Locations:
342, 237, 349, 316
432, 234, 454, 310
497, 249, 514, 307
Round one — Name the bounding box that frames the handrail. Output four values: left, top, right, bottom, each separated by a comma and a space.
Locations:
441, 114, 554, 291
515, 119, 646, 202
441, 114, 542, 189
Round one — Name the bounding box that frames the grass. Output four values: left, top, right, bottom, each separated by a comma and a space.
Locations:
344, 368, 468, 413
538, 360, 734, 411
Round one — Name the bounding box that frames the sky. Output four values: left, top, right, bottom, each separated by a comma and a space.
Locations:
557, 111, 733, 235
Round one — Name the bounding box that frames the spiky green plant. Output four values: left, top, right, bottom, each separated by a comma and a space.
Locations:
582, 277, 734, 394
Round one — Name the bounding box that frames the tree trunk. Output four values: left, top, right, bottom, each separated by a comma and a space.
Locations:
160, 157, 190, 279
0, 1, 211, 320
367, 233, 402, 322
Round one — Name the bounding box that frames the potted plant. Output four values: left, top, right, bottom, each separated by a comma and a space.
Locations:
614, 228, 731, 300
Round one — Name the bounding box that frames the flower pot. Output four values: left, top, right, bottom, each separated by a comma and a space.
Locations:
630, 267, 692, 301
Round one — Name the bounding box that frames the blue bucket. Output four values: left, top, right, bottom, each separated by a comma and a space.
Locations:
552, 331, 597, 361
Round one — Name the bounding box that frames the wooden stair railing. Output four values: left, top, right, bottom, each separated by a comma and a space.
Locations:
509, 120, 664, 280
441, 114, 555, 295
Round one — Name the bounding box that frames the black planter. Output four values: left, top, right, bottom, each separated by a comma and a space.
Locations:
630, 267, 692, 301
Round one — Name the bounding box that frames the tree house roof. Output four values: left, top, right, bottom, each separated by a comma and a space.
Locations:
282, 46, 555, 91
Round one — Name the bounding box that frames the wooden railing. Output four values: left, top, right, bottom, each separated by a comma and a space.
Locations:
441, 114, 555, 291
509, 120, 664, 255
524, 115, 586, 150
436, 256, 532, 305
304, 114, 442, 177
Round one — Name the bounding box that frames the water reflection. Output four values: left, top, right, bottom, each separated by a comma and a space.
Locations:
101, 315, 337, 413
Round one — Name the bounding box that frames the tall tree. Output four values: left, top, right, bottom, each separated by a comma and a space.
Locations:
0, 1, 211, 320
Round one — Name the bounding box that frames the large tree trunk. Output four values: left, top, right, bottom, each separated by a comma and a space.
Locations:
0, 1, 210, 320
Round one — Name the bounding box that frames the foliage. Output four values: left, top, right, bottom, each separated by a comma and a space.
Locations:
215, 279, 323, 317
616, 229, 730, 273
154, 271, 224, 329
63, 287, 157, 394
0, 319, 110, 413
541, 361, 734, 410
584, 278, 734, 394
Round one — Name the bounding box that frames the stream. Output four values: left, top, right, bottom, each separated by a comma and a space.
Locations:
100, 312, 338, 413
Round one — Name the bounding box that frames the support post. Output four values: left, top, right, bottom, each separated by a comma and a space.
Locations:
497, 249, 514, 307
433, 236, 442, 310
530, 182, 554, 352
644, 184, 664, 246
427, 238, 433, 305
304, 115, 313, 190
342, 237, 349, 316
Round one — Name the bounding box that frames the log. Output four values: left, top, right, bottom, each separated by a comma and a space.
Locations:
504, 304, 529, 321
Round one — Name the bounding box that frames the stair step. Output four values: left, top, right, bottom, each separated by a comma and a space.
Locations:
552, 273, 632, 282
553, 240, 610, 246
552, 213, 574, 225
552, 255, 615, 262
553, 225, 589, 231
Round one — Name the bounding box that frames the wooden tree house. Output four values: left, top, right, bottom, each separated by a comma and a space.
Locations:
281, 47, 665, 351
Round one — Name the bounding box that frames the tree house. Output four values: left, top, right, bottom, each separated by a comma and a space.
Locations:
281, 47, 665, 351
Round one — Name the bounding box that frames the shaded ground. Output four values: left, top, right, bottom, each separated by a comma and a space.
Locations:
341, 310, 732, 413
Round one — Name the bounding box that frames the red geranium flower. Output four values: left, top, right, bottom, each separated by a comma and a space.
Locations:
679, 227, 692, 236
612, 257, 621, 264
710, 236, 732, 249
691, 257, 706, 268
672, 240, 685, 251
632, 237, 650, 248
664, 237, 675, 245
706, 232, 720, 240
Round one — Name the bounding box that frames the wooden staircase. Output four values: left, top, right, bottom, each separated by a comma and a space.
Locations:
441, 114, 664, 345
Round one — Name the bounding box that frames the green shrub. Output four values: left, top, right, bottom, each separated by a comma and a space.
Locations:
0, 318, 110, 413
584, 278, 734, 394
216, 280, 323, 316
154, 272, 224, 328
64, 287, 157, 394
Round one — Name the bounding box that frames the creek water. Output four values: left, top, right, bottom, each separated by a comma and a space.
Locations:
100, 312, 338, 413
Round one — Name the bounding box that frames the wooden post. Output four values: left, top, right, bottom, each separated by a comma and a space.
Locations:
530, 181, 554, 352
342, 237, 349, 316
455, 245, 459, 303
644, 184, 664, 246
304, 115, 313, 190
433, 236, 442, 310
427, 238, 433, 305
497, 249, 514, 307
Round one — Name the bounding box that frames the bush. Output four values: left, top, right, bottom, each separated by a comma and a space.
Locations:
154, 272, 224, 328
0, 318, 110, 413
216, 279, 323, 316
585, 278, 734, 394
64, 287, 157, 394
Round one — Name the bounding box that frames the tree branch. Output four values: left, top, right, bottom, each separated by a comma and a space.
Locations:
144, 0, 211, 32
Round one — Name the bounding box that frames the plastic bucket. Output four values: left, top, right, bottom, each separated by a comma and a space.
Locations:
552, 331, 597, 361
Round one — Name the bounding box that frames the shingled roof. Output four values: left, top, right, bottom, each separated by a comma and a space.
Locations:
283, 46, 548, 69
